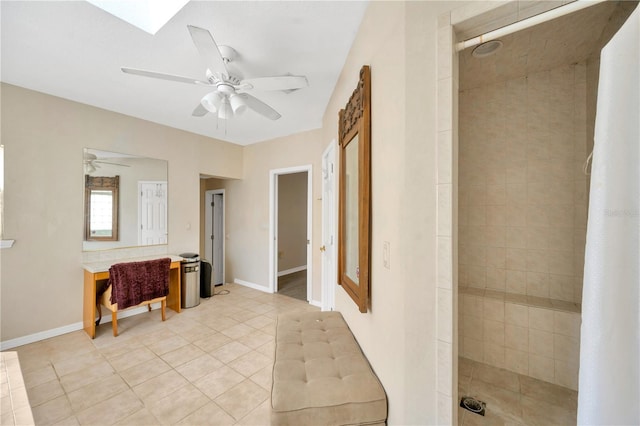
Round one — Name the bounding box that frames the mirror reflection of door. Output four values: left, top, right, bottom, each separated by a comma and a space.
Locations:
138, 181, 167, 245
344, 134, 360, 285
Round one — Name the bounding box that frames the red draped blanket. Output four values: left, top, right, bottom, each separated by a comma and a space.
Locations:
109, 258, 171, 310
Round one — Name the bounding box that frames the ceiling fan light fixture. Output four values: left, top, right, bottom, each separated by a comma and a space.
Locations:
122, 25, 308, 123
218, 98, 233, 120
201, 91, 222, 113
229, 94, 247, 115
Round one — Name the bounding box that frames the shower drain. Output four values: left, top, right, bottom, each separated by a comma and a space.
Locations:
460, 396, 486, 416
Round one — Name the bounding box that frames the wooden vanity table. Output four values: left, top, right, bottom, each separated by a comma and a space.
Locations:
82, 255, 183, 338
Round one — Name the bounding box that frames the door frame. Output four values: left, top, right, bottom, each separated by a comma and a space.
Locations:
204, 189, 225, 285
321, 141, 337, 311
269, 165, 313, 299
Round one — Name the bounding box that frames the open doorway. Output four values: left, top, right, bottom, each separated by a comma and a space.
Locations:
269, 166, 312, 302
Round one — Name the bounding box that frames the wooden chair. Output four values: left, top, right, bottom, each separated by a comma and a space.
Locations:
98, 285, 166, 336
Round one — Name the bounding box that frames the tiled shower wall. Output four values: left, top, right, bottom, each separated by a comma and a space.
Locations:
458, 62, 589, 303
459, 289, 581, 390
458, 62, 591, 390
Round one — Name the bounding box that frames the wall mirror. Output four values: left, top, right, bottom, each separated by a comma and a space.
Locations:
338, 65, 371, 313
83, 148, 168, 251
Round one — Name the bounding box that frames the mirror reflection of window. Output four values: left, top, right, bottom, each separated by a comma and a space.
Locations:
84, 175, 119, 242
89, 190, 114, 237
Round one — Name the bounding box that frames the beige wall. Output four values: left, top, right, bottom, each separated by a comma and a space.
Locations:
320, 2, 466, 424
277, 172, 308, 272
221, 129, 324, 299
0, 84, 242, 341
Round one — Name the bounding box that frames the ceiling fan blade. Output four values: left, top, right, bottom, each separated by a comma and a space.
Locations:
241, 75, 308, 91
239, 93, 282, 121
192, 103, 209, 117
187, 25, 229, 79
121, 67, 210, 86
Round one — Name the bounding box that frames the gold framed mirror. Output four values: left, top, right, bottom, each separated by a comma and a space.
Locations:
338, 65, 371, 313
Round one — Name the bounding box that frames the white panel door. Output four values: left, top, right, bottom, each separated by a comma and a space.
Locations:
139, 181, 167, 245
205, 190, 225, 286
212, 193, 224, 285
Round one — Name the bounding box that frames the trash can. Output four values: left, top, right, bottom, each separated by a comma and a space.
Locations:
179, 252, 200, 308
200, 259, 214, 298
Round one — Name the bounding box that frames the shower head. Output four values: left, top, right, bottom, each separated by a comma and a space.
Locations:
472, 40, 503, 58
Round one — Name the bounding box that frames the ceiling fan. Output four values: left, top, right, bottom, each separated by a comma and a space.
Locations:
84, 152, 130, 174
121, 25, 309, 121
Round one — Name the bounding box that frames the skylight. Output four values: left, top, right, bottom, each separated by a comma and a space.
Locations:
86, 0, 189, 35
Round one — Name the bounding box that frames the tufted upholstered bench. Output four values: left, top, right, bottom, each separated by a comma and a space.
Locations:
271, 311, 387, 425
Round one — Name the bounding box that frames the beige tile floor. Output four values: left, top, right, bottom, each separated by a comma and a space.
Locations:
458, 357, 578, 425
12, 283, 318, 425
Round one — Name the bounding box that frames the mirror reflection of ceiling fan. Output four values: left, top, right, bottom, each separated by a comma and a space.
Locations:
84, 152, 131, 174
121, 25, 308, 121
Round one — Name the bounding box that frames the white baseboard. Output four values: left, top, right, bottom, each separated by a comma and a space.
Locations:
234, 279, 272, 293
0, 303, 163, 351
309, 300, 322, 308
277, 265, 307, 277
1, 321, 83, 351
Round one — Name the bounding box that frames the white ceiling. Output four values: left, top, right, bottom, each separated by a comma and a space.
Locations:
1, 1, 369, 145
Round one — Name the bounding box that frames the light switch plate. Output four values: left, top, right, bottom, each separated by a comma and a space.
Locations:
383, 241, 390, 269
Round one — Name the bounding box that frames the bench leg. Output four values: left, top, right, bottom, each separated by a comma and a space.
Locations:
148, 304, 152, 312
161, 299, 166, 321
111, 311, 118, 337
